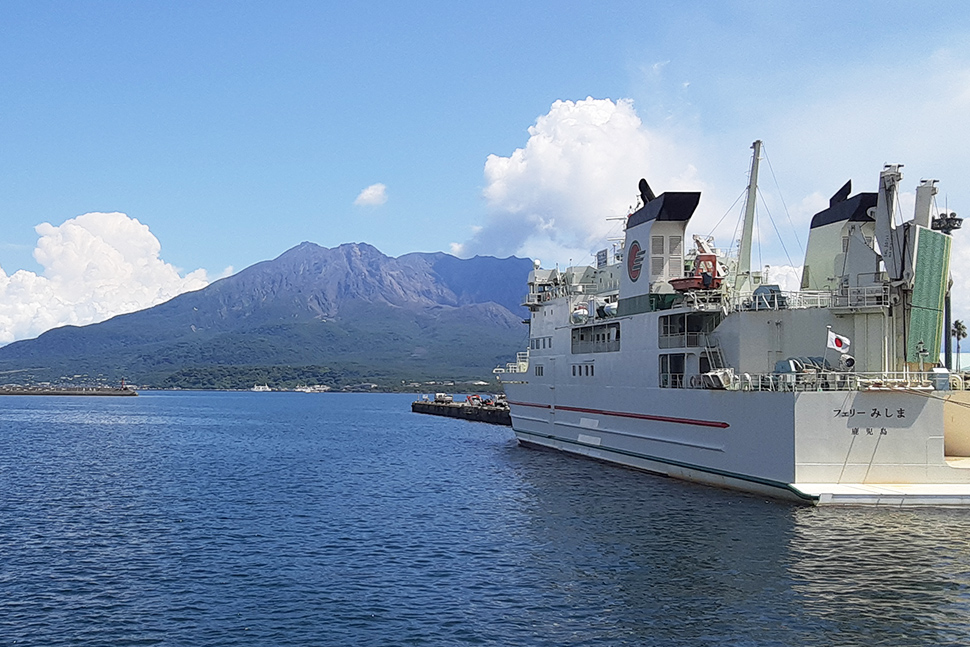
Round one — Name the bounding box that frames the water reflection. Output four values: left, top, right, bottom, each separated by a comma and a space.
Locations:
507, 444, 970, 646
787, 507, 970, 645
4, 392, 970, 647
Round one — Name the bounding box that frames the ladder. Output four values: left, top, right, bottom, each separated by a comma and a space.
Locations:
703, 334, 726, 370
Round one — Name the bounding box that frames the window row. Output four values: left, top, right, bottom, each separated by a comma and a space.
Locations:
658, 312, 722, 349
659, 353, 685, 388
571, 323, 621, 354
530, 336, 553, 350
658, 352, 719, 388
571, 364, 595, 377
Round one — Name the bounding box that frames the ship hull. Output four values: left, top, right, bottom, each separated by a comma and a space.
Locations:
502, 380, 970, 505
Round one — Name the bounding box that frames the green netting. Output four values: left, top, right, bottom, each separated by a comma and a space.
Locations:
907, 227, 951, 363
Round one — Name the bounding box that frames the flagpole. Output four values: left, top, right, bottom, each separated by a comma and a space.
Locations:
823, 325, 832, 369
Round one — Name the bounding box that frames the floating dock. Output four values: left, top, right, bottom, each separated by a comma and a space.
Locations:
411, 400, 511, 426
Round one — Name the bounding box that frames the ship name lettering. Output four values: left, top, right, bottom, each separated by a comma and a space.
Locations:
835, 404, 905, 419
848, 426, 890, 437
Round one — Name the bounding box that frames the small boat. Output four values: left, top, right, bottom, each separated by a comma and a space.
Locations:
252, 384, 272, 392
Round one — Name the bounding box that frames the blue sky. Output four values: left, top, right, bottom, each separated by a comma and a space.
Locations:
2, 1, 970, 340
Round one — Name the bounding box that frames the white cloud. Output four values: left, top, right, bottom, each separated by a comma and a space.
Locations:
354, 183, 388, 206
463, 97, 704, 263
0, 212, 209, 344
764, 265, 803, 293
461, 46, 970, 320
749, 49, 970, 322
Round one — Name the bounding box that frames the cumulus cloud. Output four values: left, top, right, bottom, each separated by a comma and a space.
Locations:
0, 212, 209, 344
764, 265, 803, 293
745, 48, 970, 323
354, 183, 388, 206
459, 48, 970, 319
461, 97, 704, 264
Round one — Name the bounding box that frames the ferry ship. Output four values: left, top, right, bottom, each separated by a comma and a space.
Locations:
497, 141, 970, 505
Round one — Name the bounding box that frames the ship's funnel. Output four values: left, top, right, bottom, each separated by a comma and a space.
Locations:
830, 180, 851, 207
639, 178, 656, 204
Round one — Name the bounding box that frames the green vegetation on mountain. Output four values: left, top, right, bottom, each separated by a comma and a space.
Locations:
0, 243, 532, 389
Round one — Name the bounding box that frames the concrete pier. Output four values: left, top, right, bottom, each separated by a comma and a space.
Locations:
411, 400, 511, 426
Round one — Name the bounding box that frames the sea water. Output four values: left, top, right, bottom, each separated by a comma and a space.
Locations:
1, 391, 970, 646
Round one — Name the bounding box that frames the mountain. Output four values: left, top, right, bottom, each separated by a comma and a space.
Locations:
0, 242, 533, 388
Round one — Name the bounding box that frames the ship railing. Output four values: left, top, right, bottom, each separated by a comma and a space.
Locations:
729, 288, 891, 312
727, 370, 955, 392
784, 290, 834, 309
659, 373, 685, 389
713, 286, 889, 313
832, 285, 890, 308
682, 290, 725, 311
723, 289, 833, 312
524, 282, 601, 304
568, 282, 598, 295
571, 339, 621, 354
658, 332, 708, 349
493, 351, 530, 374
523, 290, 562, 305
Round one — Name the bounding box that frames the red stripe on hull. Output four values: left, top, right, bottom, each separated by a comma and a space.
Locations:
509, 401, 729, 428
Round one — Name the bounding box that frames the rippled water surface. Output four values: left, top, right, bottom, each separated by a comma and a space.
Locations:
2, 391, 970, 646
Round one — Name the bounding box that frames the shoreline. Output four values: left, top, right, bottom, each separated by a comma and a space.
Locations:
0, 386, 138, 396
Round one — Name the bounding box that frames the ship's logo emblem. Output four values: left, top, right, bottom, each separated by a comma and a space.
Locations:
628, 240, 645, 282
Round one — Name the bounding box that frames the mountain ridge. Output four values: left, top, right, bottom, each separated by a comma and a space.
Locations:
0, 242, 533, 388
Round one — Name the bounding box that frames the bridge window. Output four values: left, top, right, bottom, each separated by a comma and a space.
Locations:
571, 323, 621, 354
659, 353, 685, 388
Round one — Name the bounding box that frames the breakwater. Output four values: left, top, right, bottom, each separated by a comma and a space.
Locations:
0, 385, 138, 396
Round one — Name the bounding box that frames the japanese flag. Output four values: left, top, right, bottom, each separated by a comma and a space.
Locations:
827, 330, 851, 351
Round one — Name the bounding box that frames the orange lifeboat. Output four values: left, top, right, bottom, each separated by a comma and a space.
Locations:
669, 253, 722, 292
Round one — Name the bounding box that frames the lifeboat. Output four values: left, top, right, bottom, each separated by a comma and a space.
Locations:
570, 305, 589, 325
669, 253, 722, 292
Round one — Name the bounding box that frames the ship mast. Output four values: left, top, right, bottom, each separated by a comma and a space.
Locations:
734, 140, 762, 293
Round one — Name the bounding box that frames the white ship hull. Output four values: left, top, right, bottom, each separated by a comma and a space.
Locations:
502, 379, 970, 505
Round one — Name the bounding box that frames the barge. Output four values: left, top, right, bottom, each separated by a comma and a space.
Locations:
412, 394, 512, 426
